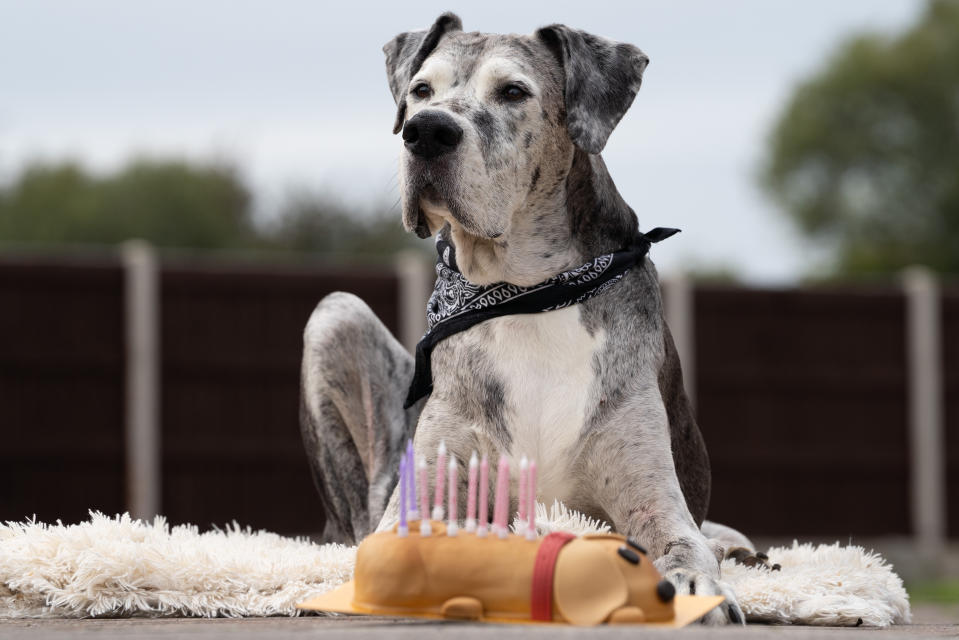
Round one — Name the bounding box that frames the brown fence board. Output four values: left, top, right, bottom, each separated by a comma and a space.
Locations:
695, 286, 910, 538
159, 261, 401, 535
0, 259, 126, 524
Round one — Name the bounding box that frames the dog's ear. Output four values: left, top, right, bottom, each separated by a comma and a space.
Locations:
383, 12, 463, 134
536, 25, 649, 154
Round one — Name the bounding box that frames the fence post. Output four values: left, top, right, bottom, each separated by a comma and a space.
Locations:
902, 266, 946, 563
663, 271, 696, 410
121, 240, 161, 521
395, 250, 432, 353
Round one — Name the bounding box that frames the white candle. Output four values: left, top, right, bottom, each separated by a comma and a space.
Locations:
418, 456, 431, 536
477, 454, 489, 538
526, 460, 537, 541
432, 441, 446, 521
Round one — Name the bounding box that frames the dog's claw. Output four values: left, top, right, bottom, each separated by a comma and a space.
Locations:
659, 567, 744, 625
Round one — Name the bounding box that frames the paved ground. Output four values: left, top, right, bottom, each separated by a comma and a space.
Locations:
2, 617, 956, 640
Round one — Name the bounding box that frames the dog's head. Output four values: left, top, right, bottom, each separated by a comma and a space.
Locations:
554, 534, 676, 625
383, 13, 649, 242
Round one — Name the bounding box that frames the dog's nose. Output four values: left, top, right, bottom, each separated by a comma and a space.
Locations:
403, 111, 463, 159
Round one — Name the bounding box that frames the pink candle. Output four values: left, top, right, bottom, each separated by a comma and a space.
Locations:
447, 457, 458, 536
493, 455, 510, 539
517, 455, 529, 533
465, 452, 478, 532
432, 441, 447, 521
526, 460, 537, 541
398, 456, 408, 537
477, 454, 489, 537
418, 456, 431, 536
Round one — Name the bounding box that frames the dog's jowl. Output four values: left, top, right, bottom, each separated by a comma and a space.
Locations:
300, 13, 750, 624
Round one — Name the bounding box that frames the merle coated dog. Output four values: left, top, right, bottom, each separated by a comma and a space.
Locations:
300, 12, 760, 624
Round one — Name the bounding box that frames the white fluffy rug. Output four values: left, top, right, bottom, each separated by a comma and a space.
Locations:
0, 507, 910, 626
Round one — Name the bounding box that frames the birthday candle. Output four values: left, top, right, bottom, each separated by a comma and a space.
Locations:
398, 456, 408, 537
477, 454, 489, 538
494, 455, 510, 539
432, 441, 447, 521
517, 455, 529, 535
526, 460, 537, 541
465, 452, 478, 532
406, 440, 418, 520
418, 456, 431, 536
447, 457, 458, 536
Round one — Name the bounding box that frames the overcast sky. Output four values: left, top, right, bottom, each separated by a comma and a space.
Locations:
0, 0, 922, 281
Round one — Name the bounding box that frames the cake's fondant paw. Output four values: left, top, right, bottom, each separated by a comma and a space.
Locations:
725, 547, 780, 571
607, 605, 646, 624
660, 568, 744, 625
441, 596, 483, 620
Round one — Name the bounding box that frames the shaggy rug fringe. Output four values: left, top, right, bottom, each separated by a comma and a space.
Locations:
0, 506, 910, 625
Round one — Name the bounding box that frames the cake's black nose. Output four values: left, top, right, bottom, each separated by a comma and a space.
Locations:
656, 578, 676, 603
403, 111, 463, 159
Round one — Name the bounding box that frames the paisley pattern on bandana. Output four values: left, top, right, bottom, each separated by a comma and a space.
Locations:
404, 227, 680, 408
425, 252, 621, 332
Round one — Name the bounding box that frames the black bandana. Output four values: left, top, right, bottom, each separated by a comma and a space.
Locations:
404, 227, 680, 408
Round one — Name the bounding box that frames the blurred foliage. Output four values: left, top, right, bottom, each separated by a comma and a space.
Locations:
761, 0, 959, 278
0, 158, 419, 260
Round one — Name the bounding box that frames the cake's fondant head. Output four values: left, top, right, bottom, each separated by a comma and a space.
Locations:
554, 533, 674, 626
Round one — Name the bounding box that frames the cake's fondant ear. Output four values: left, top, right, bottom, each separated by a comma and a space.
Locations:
554, 539, 628, 626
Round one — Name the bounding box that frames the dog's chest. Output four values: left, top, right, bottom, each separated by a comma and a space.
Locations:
482, 307, 605, 500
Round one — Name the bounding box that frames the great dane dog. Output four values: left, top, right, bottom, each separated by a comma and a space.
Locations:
300, 13, 762, 624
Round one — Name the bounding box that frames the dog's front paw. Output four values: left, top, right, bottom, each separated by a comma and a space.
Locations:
661, 568, 744, 625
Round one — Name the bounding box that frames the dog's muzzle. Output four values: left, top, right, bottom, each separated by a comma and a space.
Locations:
403, 110, 463, 159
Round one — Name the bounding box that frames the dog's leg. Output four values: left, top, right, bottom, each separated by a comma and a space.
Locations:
584, 384, 744, 625
299, 292, 424, 544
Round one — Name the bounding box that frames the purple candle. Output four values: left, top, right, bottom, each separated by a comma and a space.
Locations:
465, 452, 478, 532
447, 456, 458, 536
432, 441, 447, 521
418, 456, 431, 536
406, 440, 418, 520
526, 460, 537, 541
517, 455, 529, 534
398, 456, 408, 537
477, 454, 489, 538
493, 455, 510, 539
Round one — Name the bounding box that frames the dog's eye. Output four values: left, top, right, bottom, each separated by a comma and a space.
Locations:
501, 84, 528, 102
411, 83, 432, 99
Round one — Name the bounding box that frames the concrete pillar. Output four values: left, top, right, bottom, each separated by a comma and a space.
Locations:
121, 240, 161, 521
902, 266, 946, 562
395, 250, 432, 353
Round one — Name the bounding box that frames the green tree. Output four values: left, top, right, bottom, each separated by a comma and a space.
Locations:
0, 158, 420, 259
0, 159, 256, 249
266, 190, 423, 261
761, 0, 959, 277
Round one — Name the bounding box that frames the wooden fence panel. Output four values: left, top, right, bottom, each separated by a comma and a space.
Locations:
695, 286, 911, 538
3, 256, 952, 540
0, 258, 126, 524
159, 262, 401, 535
